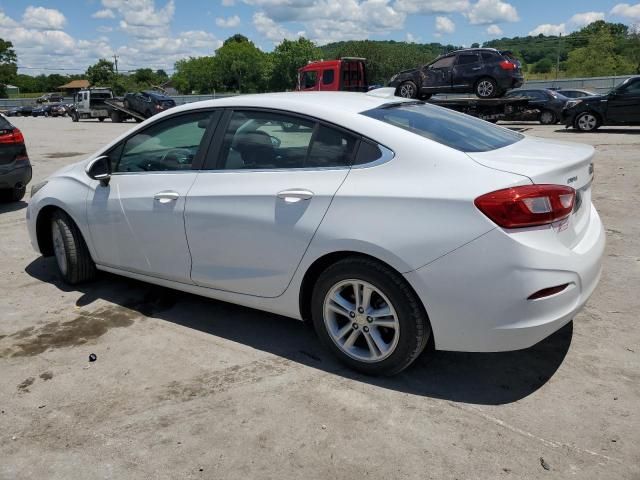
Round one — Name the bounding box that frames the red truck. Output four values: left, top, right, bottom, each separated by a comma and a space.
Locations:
296, 57, 368, 92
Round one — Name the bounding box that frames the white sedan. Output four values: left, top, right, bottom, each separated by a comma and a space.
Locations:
26, 91, 605, 375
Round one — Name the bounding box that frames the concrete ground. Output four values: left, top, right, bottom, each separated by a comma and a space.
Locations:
1, 115, 638, 480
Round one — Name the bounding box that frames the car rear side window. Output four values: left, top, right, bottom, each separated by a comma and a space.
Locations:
362, 102, 523, 152
456, 53, 479, 65
481, 52, 498, 62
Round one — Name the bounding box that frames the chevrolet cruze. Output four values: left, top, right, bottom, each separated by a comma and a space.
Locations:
26, 90, 605, 375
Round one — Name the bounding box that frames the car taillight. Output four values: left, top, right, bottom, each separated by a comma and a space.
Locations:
499, 60, 516, 70
0, 128, 25, 144
474, 185, 575, 228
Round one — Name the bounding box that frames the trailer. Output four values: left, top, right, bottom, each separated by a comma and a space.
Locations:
428, 96, 531, 122
103, 98, 146, 123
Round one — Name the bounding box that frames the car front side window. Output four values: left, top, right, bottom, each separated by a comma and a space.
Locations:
112, 111, 213, 173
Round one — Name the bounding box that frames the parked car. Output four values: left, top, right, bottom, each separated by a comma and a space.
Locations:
5, 105, 33, 117
503, 88, 569, 124
0, 114, 31, 202
123, 91, 176, 118
556, 89, 598, 99
50, 103, 69, 117
36, 93, 64, 103
562, 76, 640, 131
31, 104, 56, 117
27, 91, 604, 375
389, 48, 523, 99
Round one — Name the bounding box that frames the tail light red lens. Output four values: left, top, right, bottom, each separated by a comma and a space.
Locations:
0, 128, 25, 144
475, 185, 575, 228
499, 60, 516, 70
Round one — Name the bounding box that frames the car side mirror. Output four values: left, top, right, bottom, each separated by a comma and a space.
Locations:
86, 155, 111, 186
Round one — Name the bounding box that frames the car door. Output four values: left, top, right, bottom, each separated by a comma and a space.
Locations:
422, 55, 455, 92
452, 52, 482, 90
607, 79, 640, 123
86, 109, 219, 282
185, 109, 359, 297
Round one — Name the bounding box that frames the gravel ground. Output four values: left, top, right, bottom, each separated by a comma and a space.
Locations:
1, 115, 639, 480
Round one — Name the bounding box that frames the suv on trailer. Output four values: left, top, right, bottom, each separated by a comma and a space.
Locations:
389, 48, 523, 99
124, 91, 176, 119
562, 76, 640, 131
296, 58, 368, 92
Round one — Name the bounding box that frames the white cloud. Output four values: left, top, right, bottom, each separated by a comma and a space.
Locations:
405, 32, 420, 43
435, 16, 455, 35
92, 9, 116, 19
466, 0, 518, 25
253, 11, 303, 42
611, 3, 640, 20
22, 6, 66, 30
222, 0, 236, 5
529, 23, 566, 36
568, 11, 605, 26
486, 24, 502, 35
216, 15, 241, 27
394, 0, 469, 15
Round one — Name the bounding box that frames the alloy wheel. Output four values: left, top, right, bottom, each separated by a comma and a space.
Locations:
477, 80, 494, 97
323, 279, 400, 363
577, 113, 597, 131
399, 83, 415, 98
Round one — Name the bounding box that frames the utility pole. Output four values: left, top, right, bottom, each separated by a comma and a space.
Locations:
555, 33, 561, 82
113, 54, 119, 74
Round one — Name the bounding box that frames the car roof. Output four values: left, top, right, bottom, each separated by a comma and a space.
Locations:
166, 91, 408, 119
143, 90, 172, 99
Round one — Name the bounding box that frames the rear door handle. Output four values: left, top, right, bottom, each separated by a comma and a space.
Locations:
472, 66, 482, 70
154, 191, 180, 204
277, 189, 314, 203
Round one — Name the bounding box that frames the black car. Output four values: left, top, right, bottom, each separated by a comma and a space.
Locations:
5, 105, 33, 117
123, 91, 176, 118
36, 93, 64, 103
556, 89, 598, 99
389, 48, 523, 99
503, 88, 569, 124
562, 76, 640, 131
31, 103, 57, 117
0, 115, 31, 202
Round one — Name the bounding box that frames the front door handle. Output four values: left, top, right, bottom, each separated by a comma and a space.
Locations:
472, 66, 482, 70
277, 189, 314, 203
154, 191, 180, 204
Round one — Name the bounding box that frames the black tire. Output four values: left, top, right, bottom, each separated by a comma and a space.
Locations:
396, 81, 418, 99
539, 109, 556, 125
475, 77, 498, 98
311, 257, 431, 376
11, 186, 26, 202
98, 117, 105, 122
71, 112, 79, 122
574, 111, 600, 132
110, 111, 122, 123
50, 210, 96, 284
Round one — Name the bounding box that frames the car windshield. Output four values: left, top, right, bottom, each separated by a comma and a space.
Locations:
362, 102, 523, 152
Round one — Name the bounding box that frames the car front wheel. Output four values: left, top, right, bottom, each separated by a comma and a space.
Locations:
311, 257, 430, 375
539, 109, 556, 125
51, 211, 96, 284
397, 81, 418, 99
575, 112, 600, 132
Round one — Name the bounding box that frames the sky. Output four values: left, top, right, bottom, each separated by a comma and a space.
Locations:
0, 0, 639, 75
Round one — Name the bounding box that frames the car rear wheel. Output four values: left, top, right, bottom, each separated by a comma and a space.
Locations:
11, 186, 26, 202
71, 111, 79, 122
311, 257, 430, 375
397, 81, 418, 99
539, 109, 556, 125
475, 78, 498, 98
51, 211, 96, 284
575, 112, 600, 132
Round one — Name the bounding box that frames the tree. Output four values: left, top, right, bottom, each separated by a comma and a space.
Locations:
86, 59, 114, 86
0, 39, 18, 98
566, 30, 634, 77
269, 37, 320, 91
133, 68, 156, 85
172, 56, 218, 94
532, 58, 553, 74
215, 36, 266, 92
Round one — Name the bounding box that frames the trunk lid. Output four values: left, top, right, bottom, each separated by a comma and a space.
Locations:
467, 136, 595, 248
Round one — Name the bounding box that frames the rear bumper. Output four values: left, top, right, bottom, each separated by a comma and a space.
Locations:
0, 164, 32, 190
404, 204, 605, 352
499, 75, 523, 90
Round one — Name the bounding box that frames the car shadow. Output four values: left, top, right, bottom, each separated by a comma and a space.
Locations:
25, 256, 573, 406
0, 200, 27, 214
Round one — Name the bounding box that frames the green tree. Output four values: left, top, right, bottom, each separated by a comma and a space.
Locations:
172, 56, 218, 94
270, 37, 320, 91
532, 58, 553, 74
86, 58, 114, 86
133, 68, 156, 85
0, 39, 18, 98
214, 36, 266, 92
566, 30, 634, 77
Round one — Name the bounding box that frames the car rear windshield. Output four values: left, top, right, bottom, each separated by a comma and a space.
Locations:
361, 102, 523, 152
